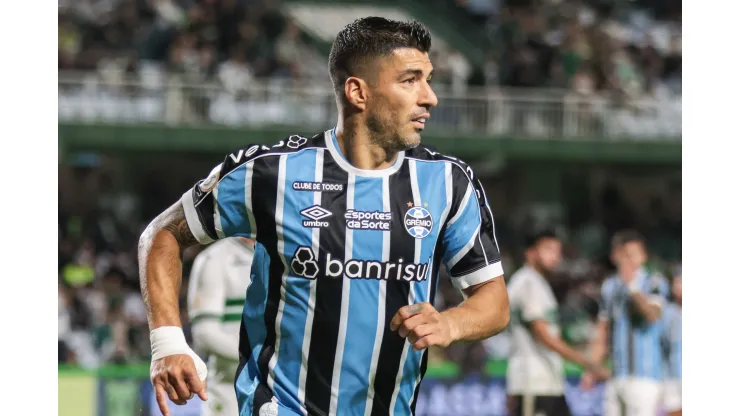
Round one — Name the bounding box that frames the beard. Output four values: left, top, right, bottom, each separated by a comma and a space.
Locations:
366, 109, 419, 154
531, 258, 557, 278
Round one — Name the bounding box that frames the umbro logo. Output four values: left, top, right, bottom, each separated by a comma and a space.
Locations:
301, 205, 332, 220
300, 205, 332, 228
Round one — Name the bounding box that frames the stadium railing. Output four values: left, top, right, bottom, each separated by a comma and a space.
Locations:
58, 71, 681, 141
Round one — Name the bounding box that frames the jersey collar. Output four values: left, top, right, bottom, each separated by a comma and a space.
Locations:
324, 128, 405, 178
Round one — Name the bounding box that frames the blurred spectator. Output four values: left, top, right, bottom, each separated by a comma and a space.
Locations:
275, 21, 309, 77
59, 284, 73, 362
571, 65, 596, 96
545, 58, 567, 89
59, 12, 82, 70
482, 54, 500, 87
218, 44, 254, 94
448, 51, 473, 94
457, 0, 501, 25
169, 33, 209, 82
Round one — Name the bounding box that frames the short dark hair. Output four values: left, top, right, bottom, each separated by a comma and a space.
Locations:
524, 227, 559, 249
611, 229, 645, 250
328, 17, 432, 94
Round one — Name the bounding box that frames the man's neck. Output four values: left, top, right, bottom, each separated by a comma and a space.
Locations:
335, 118, 399, 170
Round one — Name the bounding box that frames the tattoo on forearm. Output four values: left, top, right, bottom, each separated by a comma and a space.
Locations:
160, 204, 198, 249
138, 203, 197, 270
138, 201, 196, 326
162, 220, 197, 249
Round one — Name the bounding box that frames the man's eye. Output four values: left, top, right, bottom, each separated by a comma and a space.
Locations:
403, 78, 416, 84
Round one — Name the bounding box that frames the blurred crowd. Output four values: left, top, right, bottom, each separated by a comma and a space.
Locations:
59, 0, 324, 90
58, 161, 681, 370
443, 0, 681, 100
59, 0, 681, 100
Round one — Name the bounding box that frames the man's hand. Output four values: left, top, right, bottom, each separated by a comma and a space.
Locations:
580, 371, 596, 391
579, 366, 610, 391
583, 360, 611, 382
390, 302, 457, 351
151, 354, 208, 416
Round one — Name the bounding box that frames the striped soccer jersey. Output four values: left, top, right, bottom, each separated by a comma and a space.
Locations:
662, 302, 682, 380
180, 129, 504, 416
598, 268, 669, 380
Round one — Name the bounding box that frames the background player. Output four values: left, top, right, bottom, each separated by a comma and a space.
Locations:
507, 228, 609, 416
662, 265, 682, 416
187, 238, 269, 416
582, 230, 669, 416
139, 17, 510, 416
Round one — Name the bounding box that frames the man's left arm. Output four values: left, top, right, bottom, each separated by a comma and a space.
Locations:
445, 277, 510, 340
628, 273, 669, 323
392, 169, 509, 350
391, 278, 508, 350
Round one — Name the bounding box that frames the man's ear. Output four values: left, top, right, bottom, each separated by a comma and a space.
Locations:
345, 76, 370, 111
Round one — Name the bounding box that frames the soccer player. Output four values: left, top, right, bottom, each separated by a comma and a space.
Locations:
187, 238, 269, 415
662, 265, 681, 416
138, 17, 510, 416
506, 228, 609, 416
582, 230, 669, 416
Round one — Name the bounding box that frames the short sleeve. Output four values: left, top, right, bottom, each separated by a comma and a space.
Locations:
181, 145, 267, 244
520, 279, 548, 323
441, 165, 503, 290
187, 252, 226, 324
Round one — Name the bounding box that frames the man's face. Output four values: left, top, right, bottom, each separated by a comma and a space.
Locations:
364, 48, 438, 152
529, 237, 562, 274
613, 241, 647, 271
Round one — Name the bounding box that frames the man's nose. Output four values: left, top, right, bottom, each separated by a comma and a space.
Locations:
419, 81, 438, 109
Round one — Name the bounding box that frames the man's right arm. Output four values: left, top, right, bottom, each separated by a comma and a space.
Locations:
590, 280, 612, 366
139, 201, 199, 330
590, 319, 610, 365
139, 201, 209, 415
580, 281, 612, 389
139, 144, 268, 414
529, 320, 604, 375
521, 281, 607, 376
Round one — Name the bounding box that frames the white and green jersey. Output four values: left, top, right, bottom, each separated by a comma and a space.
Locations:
187, 238, 256, 384
506, 265, 565, 395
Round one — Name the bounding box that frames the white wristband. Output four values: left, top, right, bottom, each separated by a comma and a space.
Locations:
150, 326, 208, 381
